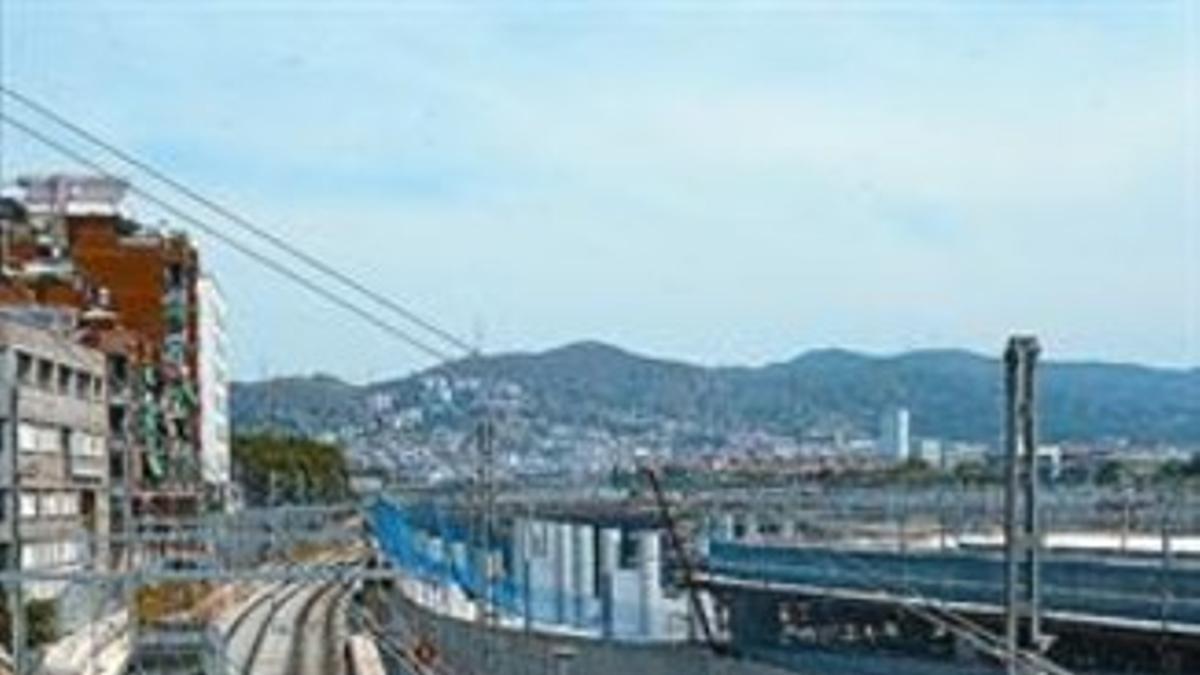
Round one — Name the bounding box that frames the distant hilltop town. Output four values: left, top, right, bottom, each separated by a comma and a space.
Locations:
232, 341, 1199, 488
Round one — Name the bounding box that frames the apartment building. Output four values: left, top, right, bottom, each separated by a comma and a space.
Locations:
0, 312, 109, 606
5, 175, 210, 521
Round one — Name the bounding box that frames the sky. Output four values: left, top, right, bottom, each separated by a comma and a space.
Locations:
2, 1, 1197, 380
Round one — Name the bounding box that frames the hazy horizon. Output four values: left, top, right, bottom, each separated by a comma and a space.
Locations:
236, 337, 1200, 387
5, 2, 1197, 378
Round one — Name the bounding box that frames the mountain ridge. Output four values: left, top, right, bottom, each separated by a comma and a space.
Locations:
231, 342, 1200, 445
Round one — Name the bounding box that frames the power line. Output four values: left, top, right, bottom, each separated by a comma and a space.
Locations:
0, 85, 477, 357
0, 96, 485, 675
1, 86, 494, 463
0, 111, 456, 364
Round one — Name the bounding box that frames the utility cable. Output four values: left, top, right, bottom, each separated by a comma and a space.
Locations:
0, 112, 455, 363
0, 85, 476, 357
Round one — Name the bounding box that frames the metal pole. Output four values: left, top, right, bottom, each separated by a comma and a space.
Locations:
474, 416, 497, 672
121, 379, 139, 675
1159, 492, 1173, 640
7, 382, 23, 674
523, 499, 533, 635
1004, 335, 1044, 668
1003, 339, 1020, 674
937, 477, 947, 553
1122, 487, 1132, 553
1021, 339, 1042, 651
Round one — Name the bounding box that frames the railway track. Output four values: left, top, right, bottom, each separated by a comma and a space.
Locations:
286, 581, 349, 675
221, 561, 355, 674
214, 547, 374, 672
224, 582, 310, 673
251, 585, 315, 674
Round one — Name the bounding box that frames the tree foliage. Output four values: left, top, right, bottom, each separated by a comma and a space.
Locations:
0, 598, 58, 650
1155, 453, 1200, 486
232, 434, 349, 506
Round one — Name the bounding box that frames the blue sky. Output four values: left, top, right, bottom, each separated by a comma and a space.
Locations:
3, 1, 1197, 379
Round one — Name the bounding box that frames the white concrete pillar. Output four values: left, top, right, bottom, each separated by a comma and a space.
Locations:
525, 520, 555, 622
510, 519, 528, 565
598, 528, 621, 638
428, 536, 445, 565
740, 512, 760, 542
637, 531, 662, 639
599, 528, 621, 577
412, 531, 427, 562
509, 519, 528, 591
717, 513, 736, 542
553, 522, 575, 625
486, 550, 504, 585
572, 524, 596, 626
450, 541, 468, 577
779, 517, 796, 541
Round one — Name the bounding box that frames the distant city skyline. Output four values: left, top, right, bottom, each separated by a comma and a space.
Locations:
4, 1, 1197, 378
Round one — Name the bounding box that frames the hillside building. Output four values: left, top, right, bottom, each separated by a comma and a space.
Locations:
878, 407, 911, 462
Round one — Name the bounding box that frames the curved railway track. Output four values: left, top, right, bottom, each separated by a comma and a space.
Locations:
248, 585, 313, 673
212, 544, 373, 675
221, 568, 355, 674
224, 581, 287, 644
285, 581, 349, 675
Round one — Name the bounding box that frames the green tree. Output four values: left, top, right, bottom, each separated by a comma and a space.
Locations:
232, 434, 349, 506
0, 597, 59, 650
1095, 460, 1128, 487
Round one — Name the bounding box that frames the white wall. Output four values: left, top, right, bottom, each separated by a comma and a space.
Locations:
197, 275, 232, 499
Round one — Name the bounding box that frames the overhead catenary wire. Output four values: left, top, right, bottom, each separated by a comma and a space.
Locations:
0, 111, 457, 364
0, 94, 490, 475
0, 84, 477, 358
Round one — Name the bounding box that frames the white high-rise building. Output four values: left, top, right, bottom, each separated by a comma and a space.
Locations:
878, 407, 911, 462
197, 275, 232, 508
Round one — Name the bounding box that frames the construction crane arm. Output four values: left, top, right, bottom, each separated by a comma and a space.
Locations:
639, 465, 727, 656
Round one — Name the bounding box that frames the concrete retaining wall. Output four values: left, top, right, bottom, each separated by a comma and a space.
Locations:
384, 586, 801, 675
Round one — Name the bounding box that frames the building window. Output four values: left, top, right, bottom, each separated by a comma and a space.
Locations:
110, 354, 129, 388
75, 371, 90, 399
109, 406, 127, 436
167, 263, 185, 288
57, 365, 72, 395
70, 433, 104, 458
18, 423, 61, 454
92, 376, 104, 400
15, 351, 32, 384
39, 426, 58, 453
17, 423, 37, 453
19, 491, 37, 518
36, 359, 53, 390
